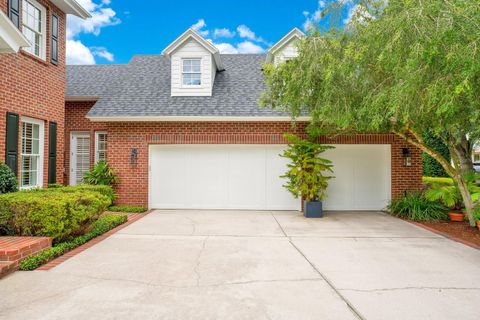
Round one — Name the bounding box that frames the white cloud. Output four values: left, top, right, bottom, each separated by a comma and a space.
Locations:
91, 47, 114, 62
214, 43, 239, 54
236, 24, 256, 40
236, 41, 265, 54
302, 0, 332, 31
191, 19, 209, 37
344, 4, 373, 25
66, 0, 119, 65
213, 28, 235, 39
66, 40, 95, 65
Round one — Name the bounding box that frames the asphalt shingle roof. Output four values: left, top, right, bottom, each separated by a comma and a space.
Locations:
66, 54, 288, 118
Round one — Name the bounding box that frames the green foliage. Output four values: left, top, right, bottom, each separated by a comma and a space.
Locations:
422, 132, 450, 177
61, 185, 116, 203
0, 162, 18, 194
83, 161, 118, 186
261, 0, 480, 225
425, 173, 480, 210
423, 176, 454, 186
280, 134, 334, 201
0, 187, 112, 242
388, 192, 448, 222
108, 205, 147, 213
19, 214, 127, 271
47, 183, 64, 189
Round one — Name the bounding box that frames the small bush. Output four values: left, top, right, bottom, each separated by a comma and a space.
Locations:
83, 161, 118, 186
0, 188, 111, 242
423, 176, 454, 186
60, 185, 116, 203
0, 163, 18, 194
19, 214, 127, 271
108, 205, 147, 213
47, 183, 64, 189
388, 192, 448, 221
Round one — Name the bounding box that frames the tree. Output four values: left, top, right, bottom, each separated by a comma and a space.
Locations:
261, 0, 480, 226
422, 132, 450, 177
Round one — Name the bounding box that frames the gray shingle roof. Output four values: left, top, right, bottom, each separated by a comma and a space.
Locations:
66, 54, 289, 118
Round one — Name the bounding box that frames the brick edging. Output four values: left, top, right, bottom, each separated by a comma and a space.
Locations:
409, 221, 480, 250
36, 210, 154, 270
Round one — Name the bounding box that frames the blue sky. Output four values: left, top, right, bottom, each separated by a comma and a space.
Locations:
67, 0, 355, 65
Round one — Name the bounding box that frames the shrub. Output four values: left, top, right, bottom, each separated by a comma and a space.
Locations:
47, 183, 64, 189
0, 189, 111, 242
388, 192, 448, 221
422, 132, 450, 177
423, 176, 454, 186
60, 185, 116, 203
108, 205, 147, 213
19, 214, 127, 271
83, 161, 118, 186
0, 163, 18, 194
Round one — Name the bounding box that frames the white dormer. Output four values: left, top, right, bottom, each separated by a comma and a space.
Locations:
266, 27, 305, 65
163, 28, 224, 97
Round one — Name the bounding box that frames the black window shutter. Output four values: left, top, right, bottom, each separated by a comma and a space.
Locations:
5, 112, 19, 176
48, 122, 57, 184
51, 14, 59, 65
8, 0, 20, 29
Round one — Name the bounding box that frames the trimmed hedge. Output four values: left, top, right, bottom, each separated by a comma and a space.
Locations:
423, 176, 454, 186
19, 214, 128, 271
60, 185, 116, 203
0, 186, 114, 242
108, 205, 148, 213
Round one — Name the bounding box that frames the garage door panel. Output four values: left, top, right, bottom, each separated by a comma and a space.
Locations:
265, 146, 301, 210
186, 147, 228, 209
323, 146, 355, 210
150, 147, 188, 208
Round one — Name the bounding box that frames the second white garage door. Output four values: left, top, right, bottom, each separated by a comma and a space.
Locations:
149, 144, 391, 211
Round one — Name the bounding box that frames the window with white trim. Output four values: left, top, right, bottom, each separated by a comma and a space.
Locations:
22, 0, 46, 60
182, 59, 201, 86
20, 118, 44, 189
95, 132, 108, 163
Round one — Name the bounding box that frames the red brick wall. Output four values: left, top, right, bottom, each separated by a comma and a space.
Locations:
0, 0, 66, 186
65, 101, 423, 207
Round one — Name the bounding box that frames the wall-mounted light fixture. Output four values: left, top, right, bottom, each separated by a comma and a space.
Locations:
130, 148, 138, 167
402, 148, 412, 167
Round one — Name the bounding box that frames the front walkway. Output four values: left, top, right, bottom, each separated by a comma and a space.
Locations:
1, 210, 479, 320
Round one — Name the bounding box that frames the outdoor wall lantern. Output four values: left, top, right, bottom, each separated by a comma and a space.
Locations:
130, 148, 138, 167
402, 148, 412, 167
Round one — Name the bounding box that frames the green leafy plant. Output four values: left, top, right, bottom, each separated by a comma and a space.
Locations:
422, 177, 454, 186
0, 162, 18, 194
280, 134, 334, 202
422, 132, 450, 177
108, 205, 147, 213
388, 192, 448, 221
0, 187, 113, 242
83, 161, 118, 186
426, 173, 480, 211
19, 214, 127, 271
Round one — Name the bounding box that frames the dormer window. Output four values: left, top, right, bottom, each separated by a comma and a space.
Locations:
182, 59, 202, 86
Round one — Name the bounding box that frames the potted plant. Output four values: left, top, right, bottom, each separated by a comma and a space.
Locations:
426, 173, 480, 222
280, 134, 334, 218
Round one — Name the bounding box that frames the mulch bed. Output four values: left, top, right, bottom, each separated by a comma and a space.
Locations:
413, 220, 480, 249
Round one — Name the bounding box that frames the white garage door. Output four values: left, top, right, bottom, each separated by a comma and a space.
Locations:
148, 144, 391, 211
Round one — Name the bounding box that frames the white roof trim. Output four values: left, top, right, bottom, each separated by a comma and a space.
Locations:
162, 28, 224, 71
0, 10, 30, 54
266, 27, 305, 63
87, 116, 311, 122
50, 0, 91, 19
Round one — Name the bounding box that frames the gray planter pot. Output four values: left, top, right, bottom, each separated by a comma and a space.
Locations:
304, 200, 323, 218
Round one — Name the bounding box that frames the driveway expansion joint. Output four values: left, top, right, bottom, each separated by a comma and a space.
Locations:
339, 286, 480, 292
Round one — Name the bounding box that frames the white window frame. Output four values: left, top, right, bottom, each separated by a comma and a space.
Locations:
20, 117, 44, 189
21, 0, 47, 60
182, 58, 202, 87
94, 131, 108, 163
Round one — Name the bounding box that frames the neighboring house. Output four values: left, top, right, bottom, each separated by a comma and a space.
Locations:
0, 0, 89, 189
65, 28, 423, 211
473, 145, 480, 163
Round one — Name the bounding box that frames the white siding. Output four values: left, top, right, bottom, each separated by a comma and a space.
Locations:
273, 38, 299, 65
171, 39, 215, 96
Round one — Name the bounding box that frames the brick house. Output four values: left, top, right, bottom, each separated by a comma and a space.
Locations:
0, 0, 89, 189
64, 28, 423, 210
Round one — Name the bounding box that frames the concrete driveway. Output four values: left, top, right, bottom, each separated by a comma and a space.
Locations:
1, 210, 480, 320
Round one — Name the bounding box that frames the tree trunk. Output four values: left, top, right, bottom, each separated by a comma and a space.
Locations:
448, 136, 476, 227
